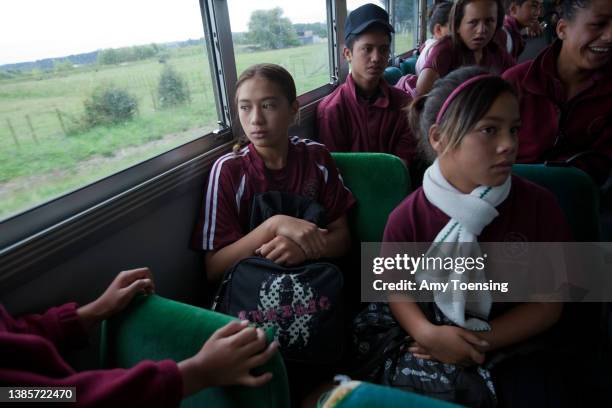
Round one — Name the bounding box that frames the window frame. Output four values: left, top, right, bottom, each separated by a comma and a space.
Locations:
330, 0, 349, 84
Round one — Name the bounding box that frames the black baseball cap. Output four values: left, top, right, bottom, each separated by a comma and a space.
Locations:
344, 3, 394, 42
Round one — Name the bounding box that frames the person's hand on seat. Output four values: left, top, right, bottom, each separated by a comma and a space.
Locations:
77, 267, 154, 329
178, 320, 278, 396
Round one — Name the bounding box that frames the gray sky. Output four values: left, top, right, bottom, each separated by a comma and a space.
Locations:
0, 0, 379, 65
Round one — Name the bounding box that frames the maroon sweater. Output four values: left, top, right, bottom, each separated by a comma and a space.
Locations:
316, 74, 416, 164
503, 41, 612, 183
0, 303, 182, 407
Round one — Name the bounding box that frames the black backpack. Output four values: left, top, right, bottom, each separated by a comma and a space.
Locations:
212, 256, 343, 364
212, 191, 344, 364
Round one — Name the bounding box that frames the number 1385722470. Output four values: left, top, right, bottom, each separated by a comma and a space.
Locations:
1, 387, 75, 402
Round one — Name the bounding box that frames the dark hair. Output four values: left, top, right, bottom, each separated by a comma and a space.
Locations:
233, 63, 297, 152
502, 0, 530, 11
429, 1, 453, 35
235, 63, 296, 106
449, 0, 505, 63
408, 66, 517, 162
345, 26, 392, 50
346, 34, 358, 51
560, 0, 593, 21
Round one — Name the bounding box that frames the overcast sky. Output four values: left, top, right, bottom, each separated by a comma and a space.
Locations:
0, 0, 380, 65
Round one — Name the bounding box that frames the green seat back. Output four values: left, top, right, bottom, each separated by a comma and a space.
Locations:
512, 164, 601, 241
400, 56, 417, 75
332, 153, 411, 242
383, 66, 403, 85
320, 381, 459, 408
100, 295, 290, 408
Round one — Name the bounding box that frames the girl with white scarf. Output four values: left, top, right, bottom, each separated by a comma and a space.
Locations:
379, 67, 570, 406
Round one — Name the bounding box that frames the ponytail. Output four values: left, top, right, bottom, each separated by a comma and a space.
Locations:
428, 1, 453, 35
407, 94, 437, 163
232, 133, 248, 154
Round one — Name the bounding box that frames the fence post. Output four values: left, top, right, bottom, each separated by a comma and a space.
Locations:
25, 114, 39, 144
55, 108, 67, 136
148, 82, 158, 110
202, 73, 209, 99
6, 118, 20, 148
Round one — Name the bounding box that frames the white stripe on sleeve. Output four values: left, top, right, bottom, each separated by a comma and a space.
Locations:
203, 149, 248, 249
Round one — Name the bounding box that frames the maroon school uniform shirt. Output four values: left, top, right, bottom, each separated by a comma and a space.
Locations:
494, 15, 525, 63
383, 175, 572, 319
316, 74, 416, 164
503, 41, 612, 183
0, 303, 182, 407
422, 35, 515, 78
195, 136, 356, 251
383, 175, 571, 243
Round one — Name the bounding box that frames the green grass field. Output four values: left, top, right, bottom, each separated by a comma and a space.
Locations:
394, 31, 417, 55
0, 42, 330, 220
0, 34, 417, 221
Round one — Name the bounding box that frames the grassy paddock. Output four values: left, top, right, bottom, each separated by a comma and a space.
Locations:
0, 42, 331, 219
394, 32, 417, 56
0, 37, 420, 220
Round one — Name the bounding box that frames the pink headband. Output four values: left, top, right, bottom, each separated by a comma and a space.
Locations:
435, 74, 495, 124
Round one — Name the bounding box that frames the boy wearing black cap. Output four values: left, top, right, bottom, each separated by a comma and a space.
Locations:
316, 3, 416, 165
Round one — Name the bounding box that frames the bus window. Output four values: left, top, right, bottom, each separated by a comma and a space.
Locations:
0, 0, 220, 222
227, 1, 331, 96
392, 0, 419, 55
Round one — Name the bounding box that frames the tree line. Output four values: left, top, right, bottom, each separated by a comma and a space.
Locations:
234, 8, 327, 50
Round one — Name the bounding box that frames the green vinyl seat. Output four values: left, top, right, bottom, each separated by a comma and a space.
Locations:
318, 381, 459, 408
400, 55, 418, 76
100, 294, 289, 408
330, 153, 411, 321
512, 164, 601, 241
383, 66, 403, 86
331, 153, 411, 242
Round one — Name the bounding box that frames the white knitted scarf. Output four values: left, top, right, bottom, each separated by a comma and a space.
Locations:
416, 159, 511, 331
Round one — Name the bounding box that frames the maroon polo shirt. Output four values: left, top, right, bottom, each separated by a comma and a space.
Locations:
503, 41, 612, 183
383, 175, 571, 243
422, 35, 515, 78
0, 303, 182, 407
316, 74, 416, 164
195, 137, 356, 251
494, 15, 525, 62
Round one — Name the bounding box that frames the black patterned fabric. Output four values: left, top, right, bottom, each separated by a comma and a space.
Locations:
213, 256, 343, 365
351, 303, 497, 407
